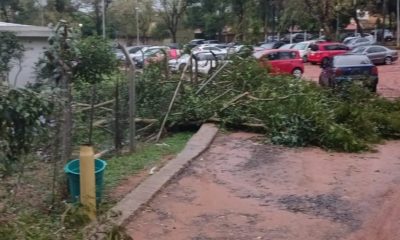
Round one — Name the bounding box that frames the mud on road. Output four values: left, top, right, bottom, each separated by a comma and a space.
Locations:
126, 133, 400, 240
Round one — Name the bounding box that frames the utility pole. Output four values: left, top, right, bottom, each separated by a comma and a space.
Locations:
397, 0, 400, 47
136, 6, 140, 45
102, 0, 106, 39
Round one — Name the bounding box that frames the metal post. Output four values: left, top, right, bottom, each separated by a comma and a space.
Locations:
397, 0, 400, 47
128, 70, 136, 152
79, 145, 96, 220
102, 0, 106, 38
136, 6, 140, 45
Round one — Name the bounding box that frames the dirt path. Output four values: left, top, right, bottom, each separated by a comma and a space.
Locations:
126, 133, 400, 240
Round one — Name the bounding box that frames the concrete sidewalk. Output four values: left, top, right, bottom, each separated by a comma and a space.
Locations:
86, 123, 218, 239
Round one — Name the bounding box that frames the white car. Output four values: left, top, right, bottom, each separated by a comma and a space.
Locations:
169, 51, 226, 75
191, 44, 227, 55
169, 54, 190, 72
291, 40, 318, 62
193, 52, 226, 75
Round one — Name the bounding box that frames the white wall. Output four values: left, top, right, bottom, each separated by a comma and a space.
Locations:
8, 37, 48, 88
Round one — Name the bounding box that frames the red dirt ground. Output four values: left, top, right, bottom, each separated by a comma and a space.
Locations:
126, 133, 400, 240
302, 60, 400, 99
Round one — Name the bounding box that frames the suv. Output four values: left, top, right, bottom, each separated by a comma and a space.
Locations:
308, 42, 349, 65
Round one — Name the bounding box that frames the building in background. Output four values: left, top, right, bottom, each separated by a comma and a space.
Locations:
0, 22, 51, 87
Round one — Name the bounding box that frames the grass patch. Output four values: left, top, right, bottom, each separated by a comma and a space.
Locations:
0, 132, 193, 240
104, 132, 193, 189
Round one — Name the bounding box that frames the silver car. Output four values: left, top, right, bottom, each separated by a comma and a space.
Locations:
349, 45, 398, 65
345, 37, 374, 49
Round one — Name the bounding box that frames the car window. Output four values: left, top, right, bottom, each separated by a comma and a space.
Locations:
351, 47, 366, 53
310, 44, 319, 51
265, 52, 278, 61
293, 42, 307, 50
334, 56, 371, 66
336, 44, 349, 50
367, 46, 386, 53
324, 45, 338, 50
278, 51, 296, 60
128, 47, 141, 53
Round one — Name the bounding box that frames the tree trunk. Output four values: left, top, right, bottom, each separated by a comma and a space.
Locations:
171, 29, 177, 43
60, 74, 73, 163
353, 10, 363, 34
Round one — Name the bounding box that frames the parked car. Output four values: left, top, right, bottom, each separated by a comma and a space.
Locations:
345, 37, 375, 50
348, 45, 398, 65
260, 41, 286, 49
191, 44, 227, 54
193, 52, 226, 75
126, 45, 151, 60
253, 49, 304, 78
343, 33, 374, 44
319, 55, 378, 92
203, 40, 219, 44
291, 40, 323, 62
308, 42, 349, 65
135, 46, 170, 68
281, 33, 313, 43
279, 43, 295, 49
186, 39, 206, 49
169, 54, 190, 72
371, 29, 393, 41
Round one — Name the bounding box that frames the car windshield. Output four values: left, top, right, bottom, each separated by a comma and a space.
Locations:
279, 44, 293, 49
343, 38, 355, 44
334, 56, 371, 66
179, 54, 190, 60
293, 42, 307, 50
350, 47, 366, 53
144, 49, 162, 56
260, 43, 275, 49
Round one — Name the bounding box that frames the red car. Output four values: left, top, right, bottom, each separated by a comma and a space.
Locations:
308, 42, 349, 65
254, 49, 304, 78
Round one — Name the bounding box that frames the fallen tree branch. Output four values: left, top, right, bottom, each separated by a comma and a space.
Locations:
209, 89, 232, 103
220, 92, 249, 111
196, 61, 229, 95
247, 94, 306, 101
75, 100, 115, 113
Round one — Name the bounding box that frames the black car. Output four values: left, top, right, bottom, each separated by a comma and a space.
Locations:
319, 55, 378, 92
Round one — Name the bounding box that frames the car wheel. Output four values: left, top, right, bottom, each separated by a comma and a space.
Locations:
179, 63, 187, 71
310, 62, 316, 65
384, 56, 392, 65
292, 68, 303, 78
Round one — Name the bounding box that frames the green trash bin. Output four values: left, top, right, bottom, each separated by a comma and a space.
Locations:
64, 159, 107, 204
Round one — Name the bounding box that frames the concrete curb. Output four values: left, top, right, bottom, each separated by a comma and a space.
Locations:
85, 123, 219, 239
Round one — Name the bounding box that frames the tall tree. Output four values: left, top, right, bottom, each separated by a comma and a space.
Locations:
159, 0, 187, 42
0, 0, 22, 22
302, 0, 336, 39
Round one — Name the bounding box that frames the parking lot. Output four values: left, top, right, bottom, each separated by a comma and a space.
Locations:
303, 59, 400, 98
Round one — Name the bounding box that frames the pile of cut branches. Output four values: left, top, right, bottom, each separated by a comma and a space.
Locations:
139, 57, 400, 152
